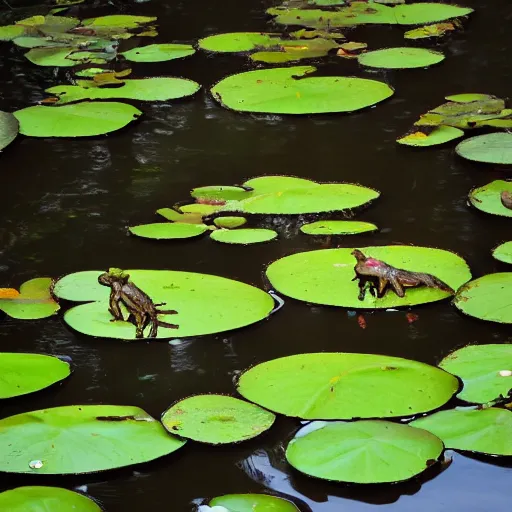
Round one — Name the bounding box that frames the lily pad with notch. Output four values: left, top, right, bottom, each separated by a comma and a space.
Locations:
0, 405, 185, 474
236, 352, 459, 420
161, 394, 276, 444
52, 270, 275, 339
266, 245, 471, 309
286, 420, 444, 483
468, 180, 512, 218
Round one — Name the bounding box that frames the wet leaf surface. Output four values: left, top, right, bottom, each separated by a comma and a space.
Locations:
357, 47, 445, 69
468, 180, 512, 218
210, 228, 277, 244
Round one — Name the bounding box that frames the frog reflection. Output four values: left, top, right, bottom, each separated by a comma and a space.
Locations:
98, 268, 178, 338
351, 249, 454, 301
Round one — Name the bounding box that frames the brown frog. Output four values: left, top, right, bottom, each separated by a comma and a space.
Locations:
351, 249, 455, 301
501, 191, 512, 210
98, 268, 178, 338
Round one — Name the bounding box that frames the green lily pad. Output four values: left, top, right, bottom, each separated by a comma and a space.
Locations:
286, 420, 443, 483
225, 184, 380, 215
180, 203, 222, 215
393, 3, 473, 25
251, 38, 339, 63
404, 22, 457, 40
0, 353, 70, 399
211, 66, 394, 115
266, 245, 470, 309
454, 273, 512, 324
83, 15, 157, 29
47, 77, 200, 105
161, 394, 275, 444
410, 408, 512, 456
75, 67, 109, 77
357, 47, 445, 69
199, 32, 282, 52
121, 43, 195, 63
445, 93, 494, 103
213, 216, 247, 229
156, 208, 204, 224
456, 133, 512, 164
209, 494, 300, 512
13, 36, 69, 49
0, 405, 185, 474
493, 242, 512, 264
397, 126, 464, 147
300, 220, 377, 235
439, 344, 512, 404
210, 228, 277, 245
191, 185, 251, 203
0, 487, 101, 512
0, 278, 59, 319
14, 102, 141, 137
129, 223, 208, 240
0, 25, 25, 41
237, 352, 459, 419
0, 111, 19, 151
53, 270, 274, 339
25, 47, 77, 67
243, 175, 319, 194
469, 180, 512, 218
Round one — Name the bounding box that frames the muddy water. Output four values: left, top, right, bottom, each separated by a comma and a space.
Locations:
0, 0, 511, 510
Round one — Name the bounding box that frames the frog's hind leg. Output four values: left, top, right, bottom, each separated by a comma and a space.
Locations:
132, 311, 148, 338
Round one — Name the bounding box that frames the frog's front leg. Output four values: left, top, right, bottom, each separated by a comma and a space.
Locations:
132, 310, 148, 339
108, 284, 125, 321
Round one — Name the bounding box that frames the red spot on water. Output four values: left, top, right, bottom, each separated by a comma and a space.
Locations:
357, 315, 367, 330
406, 312, 419, 324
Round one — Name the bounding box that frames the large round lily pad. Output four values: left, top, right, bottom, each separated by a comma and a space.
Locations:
493, 242, 512, 264
129, 222, 208, 239
210, 228, 277, 245
53, 270, 275, 339
14, 102, 141, 137
300, 220, 377, 235
469, 180, 512, 218
410, 408, 512, 456
286, 420, 443, 483
456, 133, 512, 164
358, 47, 444, 69
454, 273, 512, 324
121, 43, 195, 62
47, 77, 200, 105
0, 405, 185, 474
209, 494, 300, 512
0, 487, 101, 511
237, 352, 459, 420
439, 344, 512, 404
0, 353, 70, 399
397, 126, 464, 147
161, 394, 275, 444
0, 111, 19, 151
266, 245, 470, 309
211, 66, 394, 115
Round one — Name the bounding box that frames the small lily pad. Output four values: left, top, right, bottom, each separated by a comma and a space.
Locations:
213, 216, 247, 229
191, 185, 251, 203
121, 43, 195, 62
156, 208, 204, 224
439, 344, 512, 404
266, 245, 470, 309
129, 223, 208, 240
47, 77, 200, 105
211, 65, 394, 115
209, 494, 300, 512
83, 15, 157, 29
53, 270, 275, 339
14, 102, 141, 137
454, 273, 512, 324
0, 278, 59, 319
237, 352, 459, 419
493, 242, 512, 264
445, 93, 494, 103
410, 408, 512, 456
286, 420, 443, 483
469, 180, 512, 218
300, 220, 377, 235
357, 47, 445, 69
404, 22, 456, 40
456, 133, 512, 164
0, 111, 19, 151
210, 228, 277, 245
161, 394, 276, 444
0, 405, 185, 474
0, 487, 101, 511
397, 126, 464, 147
0, 353, 70, 399
243, 175, 319, 194
180, 203, 222, 215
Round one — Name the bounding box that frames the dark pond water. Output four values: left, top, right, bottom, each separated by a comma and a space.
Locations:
0, 0, 511, 510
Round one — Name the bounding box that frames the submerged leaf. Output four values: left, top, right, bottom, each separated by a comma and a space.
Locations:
211, 65, 394, 115
286, 420, 443, 483
0, 278, 59, 319
14, 102, 141, 137
237, 352, 459, 419
161, 394, 275, 444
